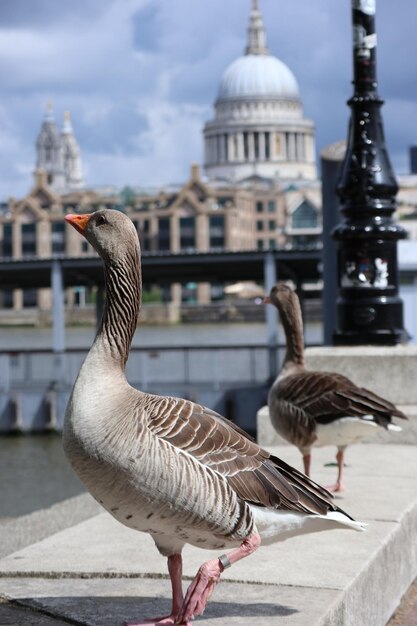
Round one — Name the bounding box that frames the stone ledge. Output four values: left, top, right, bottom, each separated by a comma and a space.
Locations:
304, 345, 417, 406
257, 404, 417, 448
0, 493, 100, 560
0, 444, 416, 625
257, 344, 417, 448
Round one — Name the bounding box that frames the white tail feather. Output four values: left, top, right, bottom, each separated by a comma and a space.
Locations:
387, 424, 402, 432
250, 505, 366, 545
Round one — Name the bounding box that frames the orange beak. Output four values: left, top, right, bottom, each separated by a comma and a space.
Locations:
263, 295, 271, 304
65, 213, 91, 235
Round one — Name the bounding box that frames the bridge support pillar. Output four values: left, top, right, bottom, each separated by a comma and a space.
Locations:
51, 260, 65, 385
264, 251, 278, 382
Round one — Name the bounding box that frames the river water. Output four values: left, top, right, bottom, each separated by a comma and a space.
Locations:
0, 434, 84, 523
0, 321, 322, 523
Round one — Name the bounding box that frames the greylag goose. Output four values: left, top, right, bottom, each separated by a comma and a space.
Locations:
265, 283, 407, 492
64, 210, 364, 626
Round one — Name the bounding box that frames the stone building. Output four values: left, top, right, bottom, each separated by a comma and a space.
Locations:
0, 162, 321, 312
204, 0, 316, 182
36, 103, 84, 194
0, 0, 325, 315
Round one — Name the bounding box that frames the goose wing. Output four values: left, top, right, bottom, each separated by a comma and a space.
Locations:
269, 378, 316, 447
142, 394, 340, 517
278, 370, 407, 427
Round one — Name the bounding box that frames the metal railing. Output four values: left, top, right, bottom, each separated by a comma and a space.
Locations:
0, 341, 323, 433
0, 343, 296, 392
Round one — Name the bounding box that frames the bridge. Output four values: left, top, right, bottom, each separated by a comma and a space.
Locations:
0, 247, 322, 433
0, 247, 322, 289
0, 246, 322, 351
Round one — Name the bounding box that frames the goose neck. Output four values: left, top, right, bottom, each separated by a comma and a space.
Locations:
279, 296, 305, 370
94, 251, 141, 369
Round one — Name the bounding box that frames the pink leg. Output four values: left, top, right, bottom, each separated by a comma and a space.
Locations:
177, 533, 261, 624
326, 448, 345, 493
303, 453, 311, 477
126, 554, 191, 626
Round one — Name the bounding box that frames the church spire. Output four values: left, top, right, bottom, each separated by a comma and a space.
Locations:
36, 101, 65, 192
245, 0, 268, 56
60, 110, 85, 191
62, 110, 73, 134
44, 100, 54, 122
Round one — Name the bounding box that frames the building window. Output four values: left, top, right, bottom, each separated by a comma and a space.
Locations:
243, 132, 249, 161
23, 288, 37, 308
267, 200, 275, 213
157, 218, 170, 251
51, 222, 65, 254
2, 289, 13, 308
256, 220, 263, 232
2, 223, 12, 257
265, 132, 270, 159
292, 234, 320, 247
218, 196, 233, 207
254, 132, 259, 159
211, 282, 224, 302
269, 239, 276, 250
182, 282, 198, 304
81, 240, 90, 253
209, 215, 225, 249
21, 223, 37, 257
257, 240, 264, 250
268, 220, 276, 231
292, 202, 318, 229
233, 135, 239, 160
256, 201, 263, 213
224, 134, 228, 161
180, 216, 195, 251
137, 218, 151, 252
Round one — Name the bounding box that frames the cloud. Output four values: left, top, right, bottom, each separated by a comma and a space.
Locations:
0, 105, 34, 198
83, 99, 208, 188
0, 0, 415, 199
0, 0, 149, 93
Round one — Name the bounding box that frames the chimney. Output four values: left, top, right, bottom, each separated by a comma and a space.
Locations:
34, 168, 48, 188
191, 163, 200, 181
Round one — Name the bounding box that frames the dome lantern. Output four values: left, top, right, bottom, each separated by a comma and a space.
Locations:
245, 0, 268, 56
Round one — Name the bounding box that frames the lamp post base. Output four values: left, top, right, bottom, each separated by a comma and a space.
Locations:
333, 293, 408, 345
333, 329, 408, 346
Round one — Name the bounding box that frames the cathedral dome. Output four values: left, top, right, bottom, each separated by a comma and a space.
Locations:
203, 1, 317, 183
218, 54, 299, 101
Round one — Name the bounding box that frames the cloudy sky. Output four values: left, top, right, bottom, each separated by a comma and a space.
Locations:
0, 0, 416, 199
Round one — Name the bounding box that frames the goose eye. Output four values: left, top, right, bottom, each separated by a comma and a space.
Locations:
96, 214, 107, 226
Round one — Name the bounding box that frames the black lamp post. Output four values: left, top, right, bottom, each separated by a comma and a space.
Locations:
332, 0, 408, 345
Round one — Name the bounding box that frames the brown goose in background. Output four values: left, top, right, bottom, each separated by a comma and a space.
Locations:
64, 210, 364, 626
265, 283, 407, 493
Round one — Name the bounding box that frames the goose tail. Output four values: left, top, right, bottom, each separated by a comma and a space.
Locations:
324, 510, 367, 531
387, 423, 402, 432
250, 505, 366, 545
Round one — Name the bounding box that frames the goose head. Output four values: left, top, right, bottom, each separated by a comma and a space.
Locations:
65, 209, 139, 264
264, 283, 296, 312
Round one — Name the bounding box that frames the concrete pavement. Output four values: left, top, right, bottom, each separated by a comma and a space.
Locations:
1, 444, 417, 626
